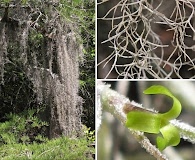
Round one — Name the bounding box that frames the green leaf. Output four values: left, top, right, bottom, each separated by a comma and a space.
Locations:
21, 0, 27, 4
143, 85, 182, 120
157, 124, 180, 150
125, 85, 181, 150
126, 111, 167, 133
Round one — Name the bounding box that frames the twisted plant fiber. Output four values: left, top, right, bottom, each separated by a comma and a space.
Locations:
98, 0, 195, 79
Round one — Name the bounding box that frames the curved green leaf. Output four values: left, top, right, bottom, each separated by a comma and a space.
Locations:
157, 124, 180, 151
126, 111, 167, 133
125, 85, 181, 150
143, 85, 181, 120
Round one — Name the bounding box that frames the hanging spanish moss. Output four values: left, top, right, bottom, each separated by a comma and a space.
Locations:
0, 1, 83, 138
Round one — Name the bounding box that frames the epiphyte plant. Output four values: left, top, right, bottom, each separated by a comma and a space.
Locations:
125, 85, 181, 151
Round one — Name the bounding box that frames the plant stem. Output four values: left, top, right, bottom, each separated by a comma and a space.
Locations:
171, 119, 195, 144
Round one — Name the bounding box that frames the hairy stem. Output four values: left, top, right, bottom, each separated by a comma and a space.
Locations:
171, 119, 195, 144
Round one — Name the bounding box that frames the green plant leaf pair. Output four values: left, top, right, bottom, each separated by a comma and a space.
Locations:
125, 85, 181, 150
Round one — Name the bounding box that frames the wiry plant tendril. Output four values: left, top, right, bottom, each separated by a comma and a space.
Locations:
98, 0, 195, 79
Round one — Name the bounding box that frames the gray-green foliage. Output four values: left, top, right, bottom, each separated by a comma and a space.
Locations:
0, 109, 48, 145
0, 110, 94, 159
0, 136, 94, 160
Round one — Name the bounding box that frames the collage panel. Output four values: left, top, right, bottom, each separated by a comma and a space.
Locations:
97, 0, 195, 79
97, 80, 195, 159
0, 1, 95, 160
